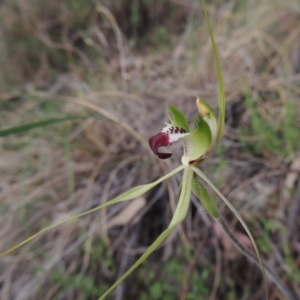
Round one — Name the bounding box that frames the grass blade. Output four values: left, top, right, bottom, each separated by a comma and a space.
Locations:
0, 116, 86, 137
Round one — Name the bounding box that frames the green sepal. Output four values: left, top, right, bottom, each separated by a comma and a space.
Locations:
192, 175, 220, 218
168, 104, 190, 132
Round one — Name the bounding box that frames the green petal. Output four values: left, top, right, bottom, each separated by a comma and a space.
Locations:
181, 115, 212, 165
168, 104, 190, 132
192, 175, 220, 218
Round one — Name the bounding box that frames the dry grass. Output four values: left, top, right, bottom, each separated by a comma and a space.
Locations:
0, 0, 300, 299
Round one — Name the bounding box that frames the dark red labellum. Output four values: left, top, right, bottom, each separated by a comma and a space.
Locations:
149, 132, 173, 159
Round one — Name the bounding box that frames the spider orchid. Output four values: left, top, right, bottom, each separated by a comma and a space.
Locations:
0, 1, 274, 299
149, 100, 217, 166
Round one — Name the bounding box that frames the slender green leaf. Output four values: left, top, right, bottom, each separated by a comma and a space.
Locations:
192, 166, 268, 299
0, 165, 184, 258
0, 116, 86, 137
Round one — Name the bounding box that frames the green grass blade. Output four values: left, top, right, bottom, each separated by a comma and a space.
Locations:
99, 167, 192, 300
192, 166, 268, 300
0, 165, 184, 258
0, 116, 86, 137
201, 0, 225, 144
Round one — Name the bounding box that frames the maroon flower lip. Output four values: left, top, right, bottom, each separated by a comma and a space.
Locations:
149, 126, 187, 159
149, 132, 172, 159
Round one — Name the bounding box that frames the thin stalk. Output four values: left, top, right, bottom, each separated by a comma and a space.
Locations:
218, 216, 296, 300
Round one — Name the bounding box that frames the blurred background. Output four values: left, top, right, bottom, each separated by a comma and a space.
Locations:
0, 0, 300, 299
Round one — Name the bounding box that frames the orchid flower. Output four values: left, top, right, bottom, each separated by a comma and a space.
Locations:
0, 1, 275, 300
149, 100, 216, 166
